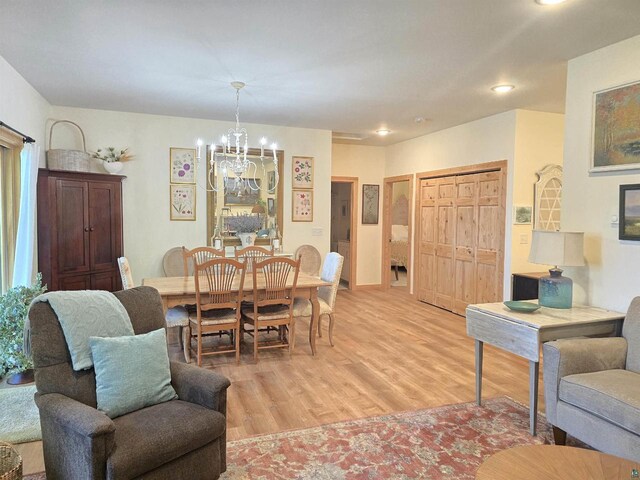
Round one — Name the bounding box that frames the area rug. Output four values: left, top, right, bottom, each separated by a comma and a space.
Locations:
23, 397, 576, 480
221, 397, 565, 479
0, 384, 41, 444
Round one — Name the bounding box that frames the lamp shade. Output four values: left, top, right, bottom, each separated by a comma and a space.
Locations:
528, 231, 585, 267
251, 204, 266, 214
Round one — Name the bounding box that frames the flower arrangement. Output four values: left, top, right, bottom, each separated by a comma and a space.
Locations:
226, 214, 263, 233
92, 147, 134, 163
0, 274, 47, 378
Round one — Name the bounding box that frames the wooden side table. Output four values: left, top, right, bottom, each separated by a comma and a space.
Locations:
466, 302, 625, 435
476, 445, 639, 480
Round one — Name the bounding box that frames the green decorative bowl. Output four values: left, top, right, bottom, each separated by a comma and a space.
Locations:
503, 301, 541, 313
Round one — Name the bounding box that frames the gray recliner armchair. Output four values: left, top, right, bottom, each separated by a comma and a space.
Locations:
29, 286, 231, 480
543, 297, 640, 461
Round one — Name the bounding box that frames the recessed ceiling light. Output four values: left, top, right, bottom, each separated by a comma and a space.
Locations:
376, 129, 391, 136
491, 84, 515, 94
535, 0, 567, 5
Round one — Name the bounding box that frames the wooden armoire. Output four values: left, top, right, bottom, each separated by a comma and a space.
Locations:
37, 169, 124, 291
416, 161, 506, 316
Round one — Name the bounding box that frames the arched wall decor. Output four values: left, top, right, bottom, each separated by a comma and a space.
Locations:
534, 164, 563, 231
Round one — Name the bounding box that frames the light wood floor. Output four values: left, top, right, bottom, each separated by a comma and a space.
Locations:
18, 288, 542, 473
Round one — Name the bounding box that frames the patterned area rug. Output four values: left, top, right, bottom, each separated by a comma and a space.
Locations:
0, 384, 41, 444
24, 397, 578, 480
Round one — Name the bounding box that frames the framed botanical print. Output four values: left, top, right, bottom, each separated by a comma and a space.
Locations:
362, 184, 379, 225
292, 156, 314, 189
170, 184, 196, 221
619, 184, 640, 240
591, 80, 640, 173
170, 148, 196, 183
292, 190, 313, 222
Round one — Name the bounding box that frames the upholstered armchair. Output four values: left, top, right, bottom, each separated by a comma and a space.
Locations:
29, 286, 231, 480
543, 297, 640, 461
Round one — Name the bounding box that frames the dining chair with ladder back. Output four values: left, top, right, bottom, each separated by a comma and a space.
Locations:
234, 245, 274, 272
117, 257, 190, 358
163, 246, 185, 277
187, 258, 246, 366
182, 246, 225, 276
294, 244, 322, 276
293, 252, 344, 346
241, 257, 300, 361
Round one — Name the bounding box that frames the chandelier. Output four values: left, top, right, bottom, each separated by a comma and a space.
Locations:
196, 81, 279, 193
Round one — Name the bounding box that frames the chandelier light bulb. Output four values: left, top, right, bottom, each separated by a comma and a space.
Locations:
260, 137, 267, 145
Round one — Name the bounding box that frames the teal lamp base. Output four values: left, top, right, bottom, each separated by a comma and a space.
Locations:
539, 268, 573, 309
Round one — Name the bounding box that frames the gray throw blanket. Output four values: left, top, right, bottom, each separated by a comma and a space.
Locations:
25, 290, 134, 371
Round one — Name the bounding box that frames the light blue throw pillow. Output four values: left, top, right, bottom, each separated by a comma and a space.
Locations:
90, 328, 177, 419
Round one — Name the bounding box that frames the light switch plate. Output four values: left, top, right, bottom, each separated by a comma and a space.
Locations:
519, 234, 528, 245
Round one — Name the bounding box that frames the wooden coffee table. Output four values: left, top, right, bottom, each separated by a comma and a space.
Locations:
476, 445, 639, 480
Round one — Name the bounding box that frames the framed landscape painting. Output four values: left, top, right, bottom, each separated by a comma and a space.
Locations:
591, 80, 640, 173
224, 178, 261, 205
170, 184, 196, 221
620, 184, 640, 240
292, 156, 314, 189
362, 184, 379, 225
170, 148, 196, 183
513, 205, 532, 225
292, 190, 313, 222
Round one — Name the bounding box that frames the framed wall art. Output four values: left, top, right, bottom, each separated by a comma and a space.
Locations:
292, 156, 314, 189
513, 205, 533, 225
292, 190, 313, 222
170, 184, 196, 221
267, 197, 276, 216
362, 184, 379, 225
224, 178, 261, 205
170, 148, 196, 183
619, 184, 640, 240
591, 80, 640, 173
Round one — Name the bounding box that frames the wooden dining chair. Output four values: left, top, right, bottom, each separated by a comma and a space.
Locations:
241, 257, 300, 361
117, 257, 190, 357
234, 245, 274, 272
187, 258, 246, 366
293, 252, 344, 346
182, 246, 225, 275
294, 244, 322, 276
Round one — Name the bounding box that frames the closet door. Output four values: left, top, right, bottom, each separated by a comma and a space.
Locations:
453, 174, 478, 315
417, 179, 437, 303
433, 177, 455, 311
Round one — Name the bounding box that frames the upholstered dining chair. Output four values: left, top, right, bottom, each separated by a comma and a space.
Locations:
162, 247, 185, 277
182, 246, 225, 276
187, 258, 246, 366
117, 257, 189, 357
241, 257, 300, 361
294, 244, 322, 276
234, 245, 274, 272
293, 252, 344, 346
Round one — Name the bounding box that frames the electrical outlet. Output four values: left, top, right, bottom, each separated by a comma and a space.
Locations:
519, 234, 528, 245
312, 228, 323, 236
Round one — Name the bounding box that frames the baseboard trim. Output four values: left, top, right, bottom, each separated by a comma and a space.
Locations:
353, 284, 383, 291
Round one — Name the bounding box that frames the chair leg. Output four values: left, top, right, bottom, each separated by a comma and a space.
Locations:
552, 426, 567, 445
254, 322, 259, 362
328, 313, 335, 347
317, 314, 323, 338
395, 265, 399, 280
197, 329, 202, 367
178, 326, 183, 349
183, 324, 191, 363
235, 326, 240, 365
290, 319, 296, 354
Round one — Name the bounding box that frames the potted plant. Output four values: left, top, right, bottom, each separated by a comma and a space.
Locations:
91, 147, 134, 174
0, 274, 46, 384
227, 214, 263, 247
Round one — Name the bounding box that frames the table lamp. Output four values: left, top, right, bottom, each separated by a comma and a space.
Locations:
528, 231, 584, 309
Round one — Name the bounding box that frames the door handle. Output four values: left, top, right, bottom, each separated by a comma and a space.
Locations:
84, 227, 89, 232
89, 227, 95, 232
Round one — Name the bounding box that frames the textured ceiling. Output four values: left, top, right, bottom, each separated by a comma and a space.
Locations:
1, 0, 640, 145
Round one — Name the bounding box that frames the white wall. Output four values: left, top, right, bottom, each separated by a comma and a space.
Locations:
562, 34, 640, 312
384, 110, 518, 298
0, 55, 50, 164
332, 143, 386, 286
51, 106, 332, 284
511, 110, 565, 274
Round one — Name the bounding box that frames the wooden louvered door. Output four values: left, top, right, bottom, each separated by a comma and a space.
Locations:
416, 162, 505, 315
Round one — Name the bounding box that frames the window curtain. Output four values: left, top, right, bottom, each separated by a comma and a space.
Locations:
12, 143, 39, 287
0, 130, 22, 292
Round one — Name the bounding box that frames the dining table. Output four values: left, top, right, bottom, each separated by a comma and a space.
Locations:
142, 272, 331, 361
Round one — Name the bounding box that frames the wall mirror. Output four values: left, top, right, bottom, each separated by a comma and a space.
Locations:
533, 164, 562, 231
206, 146, 284, 246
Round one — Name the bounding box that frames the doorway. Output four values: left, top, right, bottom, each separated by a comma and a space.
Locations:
382, 175, 413, 290
330, 176, 357, 290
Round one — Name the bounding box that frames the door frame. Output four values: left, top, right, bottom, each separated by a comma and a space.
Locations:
413, 160, 508, 303
381, 174, 414, 290
331, 176, 358, 290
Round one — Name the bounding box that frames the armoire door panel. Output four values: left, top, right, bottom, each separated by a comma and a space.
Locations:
58, 274, 92, 291
89, 183, 117, 271
91, 271, 118, 291
56, 180, 90, 275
